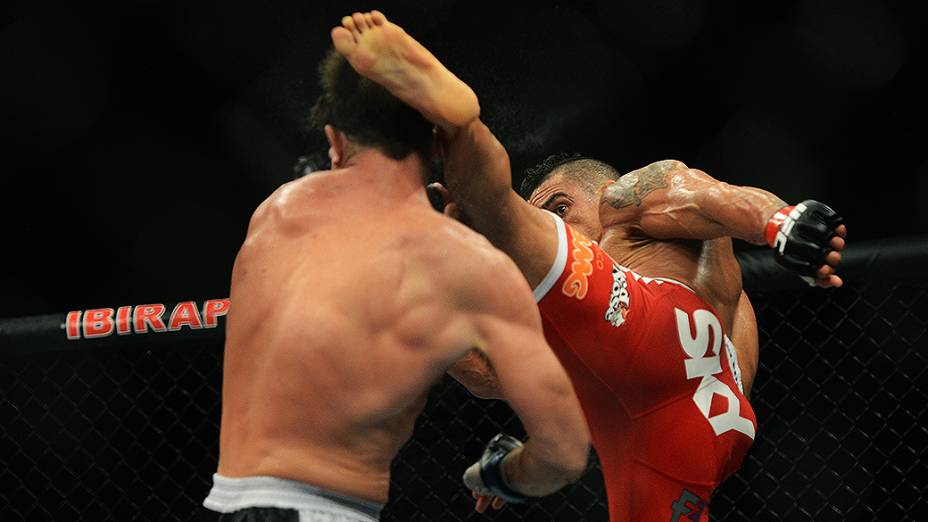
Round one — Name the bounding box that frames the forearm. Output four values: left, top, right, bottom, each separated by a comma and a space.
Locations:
500, 441, 587, 496
465, 312, 589, 502
695, 182, 787, 245
485, 324, 590, 491
606, 161, 788, 244
498, 372, 589, 495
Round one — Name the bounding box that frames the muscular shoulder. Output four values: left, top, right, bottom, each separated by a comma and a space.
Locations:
246, 179, 306, 232
604, 160, 683, 206
245, 175, 349, 243
423, 218, 537, 318
597, 161, 684, 246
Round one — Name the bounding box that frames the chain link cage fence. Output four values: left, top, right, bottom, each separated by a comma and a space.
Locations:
1, 239, 925, 521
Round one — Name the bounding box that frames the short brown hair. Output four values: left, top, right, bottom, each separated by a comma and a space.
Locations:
310, 49, 433, 160
520, 154, 620, 199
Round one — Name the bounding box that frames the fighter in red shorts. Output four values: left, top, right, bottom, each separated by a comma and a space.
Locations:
338, 12, 846, 521
504, 157, 844, 521
456, 159, 843, 522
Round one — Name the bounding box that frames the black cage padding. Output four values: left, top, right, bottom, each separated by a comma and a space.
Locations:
738, 236, 928, 292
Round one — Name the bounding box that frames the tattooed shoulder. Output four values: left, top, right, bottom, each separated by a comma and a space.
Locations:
604, 160, 681, 209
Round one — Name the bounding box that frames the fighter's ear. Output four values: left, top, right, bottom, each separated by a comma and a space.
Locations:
324, 124, 346, 168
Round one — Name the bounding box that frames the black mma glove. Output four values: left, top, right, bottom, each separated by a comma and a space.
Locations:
462, 434, 532, 504
765, 200, 844, 286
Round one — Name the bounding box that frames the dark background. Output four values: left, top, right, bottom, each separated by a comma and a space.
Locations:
1, 0, 926, 315
1, 2, 926, 521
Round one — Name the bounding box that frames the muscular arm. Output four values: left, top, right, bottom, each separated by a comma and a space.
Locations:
476, 312, 589, 495
600, 160, 786, 245
457, 251, 589, 495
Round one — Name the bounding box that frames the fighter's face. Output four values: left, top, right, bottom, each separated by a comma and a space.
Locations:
528, 171, 604, 242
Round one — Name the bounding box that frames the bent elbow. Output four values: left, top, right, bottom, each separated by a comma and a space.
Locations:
562, 453, 588, 483
551, 432, 590, 484
548, 447, 589, 488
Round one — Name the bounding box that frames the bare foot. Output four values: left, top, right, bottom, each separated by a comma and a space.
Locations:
331, 10, 479, 130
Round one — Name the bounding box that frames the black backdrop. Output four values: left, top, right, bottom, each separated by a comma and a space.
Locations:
1, 0, 926, 316
1, 2, 926, 520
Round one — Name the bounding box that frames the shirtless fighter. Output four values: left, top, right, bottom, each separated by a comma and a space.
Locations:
338, 11, 846, 521
201, 13, 590, 521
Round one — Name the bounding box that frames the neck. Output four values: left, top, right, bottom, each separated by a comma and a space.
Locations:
334, 148, 429, 203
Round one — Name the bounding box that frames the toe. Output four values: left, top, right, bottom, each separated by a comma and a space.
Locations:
341, 16, 358, 35
353, 12, 367, 31
363, 12, 375, 28
331, 27, 356, 55
371, 10, 386, 25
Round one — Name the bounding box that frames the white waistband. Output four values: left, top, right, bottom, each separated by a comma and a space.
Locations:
203, 474, 382, 520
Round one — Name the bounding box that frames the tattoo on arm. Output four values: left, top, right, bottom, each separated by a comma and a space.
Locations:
606, 161, 678, 209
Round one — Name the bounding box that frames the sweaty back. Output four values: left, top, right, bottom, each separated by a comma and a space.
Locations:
218, 161, 494, 502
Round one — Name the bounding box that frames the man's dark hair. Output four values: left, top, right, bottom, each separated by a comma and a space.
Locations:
310, 49, 434, 160
519, 153, 621, 199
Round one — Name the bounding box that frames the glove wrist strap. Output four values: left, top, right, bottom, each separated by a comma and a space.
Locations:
765, 205, 796, 247
479, 436, 532, 504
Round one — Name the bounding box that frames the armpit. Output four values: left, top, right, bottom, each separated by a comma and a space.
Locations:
447, 347, 502, 399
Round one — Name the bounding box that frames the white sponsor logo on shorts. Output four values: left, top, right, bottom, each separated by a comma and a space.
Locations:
674, 308, 755, 439
604, 266, 630, 328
